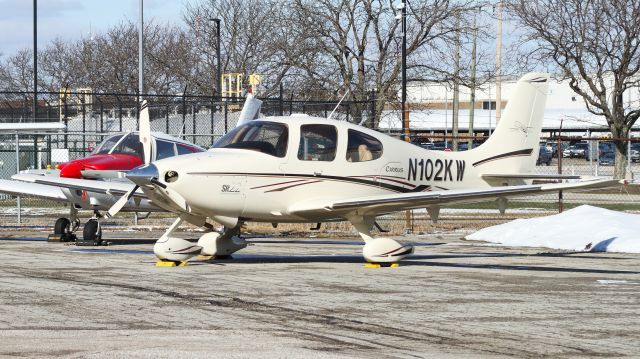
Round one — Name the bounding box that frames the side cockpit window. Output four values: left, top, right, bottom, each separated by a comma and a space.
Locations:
156, 140, 176, 160
298, 124, 338, 161
346, 129, 383, 162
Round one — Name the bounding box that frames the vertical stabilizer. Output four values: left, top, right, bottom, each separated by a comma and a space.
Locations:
469, 73, 549, 175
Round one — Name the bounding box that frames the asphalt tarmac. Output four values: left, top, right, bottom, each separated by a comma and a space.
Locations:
0, 229, 639, 358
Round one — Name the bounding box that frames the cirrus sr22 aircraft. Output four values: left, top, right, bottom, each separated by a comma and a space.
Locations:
16, 73, 618, 264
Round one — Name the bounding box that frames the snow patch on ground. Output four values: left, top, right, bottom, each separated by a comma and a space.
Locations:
466, 205, 640, 253
596, 280, 639, 285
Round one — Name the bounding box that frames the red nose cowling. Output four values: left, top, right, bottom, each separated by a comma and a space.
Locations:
58, 154, 144, 178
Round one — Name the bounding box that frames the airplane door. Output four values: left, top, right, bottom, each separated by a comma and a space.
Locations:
288, 124, 339, 177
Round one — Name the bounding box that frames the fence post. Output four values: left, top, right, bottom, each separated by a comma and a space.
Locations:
136, 97, 140, 129
165, 104, 169, 134
97, 96, 104, 133
289, 93, 293, 115
82, 98, 86, 155
279, 83, 284, 116
15, 132, 21, 224
33, 135, 38, 169
182, 93, 187, 140
224, 102, 228, 133
211, 96, 215, 145
116, 96, 123, 132
557, 134, 563, 213
370, 90, 377, 129
192, 102, 196, 144
47, 134, 51, 167
346, 102, 351, 123
63, 95, 68, 148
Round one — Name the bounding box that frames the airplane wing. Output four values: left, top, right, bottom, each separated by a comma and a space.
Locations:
288, 178, 620, 217
481, 173, 582, 180
0, 179, 68, 202
12, 173, 147, 199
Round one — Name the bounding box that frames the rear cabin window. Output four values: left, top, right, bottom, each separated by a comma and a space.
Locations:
346, 129, 383, 162
298, 124, 337, 161
212, 122, 288, 158
156, 140, 176, 160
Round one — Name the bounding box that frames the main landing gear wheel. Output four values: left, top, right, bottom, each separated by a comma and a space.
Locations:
82, 219, 103, 245
53, 217, 76, 242
54, 218, 69, 235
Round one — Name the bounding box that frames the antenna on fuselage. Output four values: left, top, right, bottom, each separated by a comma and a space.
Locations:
327, 90, 350, 120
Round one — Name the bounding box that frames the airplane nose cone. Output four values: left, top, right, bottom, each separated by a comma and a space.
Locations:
127, 163, 159, 186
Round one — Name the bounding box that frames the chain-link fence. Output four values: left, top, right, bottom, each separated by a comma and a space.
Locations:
0, 90, 638, 232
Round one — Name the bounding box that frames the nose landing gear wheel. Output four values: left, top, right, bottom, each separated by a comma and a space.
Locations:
81, 219, 103, 246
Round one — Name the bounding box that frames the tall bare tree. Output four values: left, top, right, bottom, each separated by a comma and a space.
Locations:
509, 0, 640, 178
290, 0, 475, 127
183, 0, 298, 96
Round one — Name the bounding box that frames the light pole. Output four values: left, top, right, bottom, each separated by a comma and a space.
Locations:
138, 0, 144, 97
33, 0, 37, 120
399, 0, 409, 142
211, 18, 222, 99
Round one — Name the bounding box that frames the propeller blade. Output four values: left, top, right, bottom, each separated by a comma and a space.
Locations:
103, 185, 139, 219
139, 100, 152, 164
236, 93, 263, 127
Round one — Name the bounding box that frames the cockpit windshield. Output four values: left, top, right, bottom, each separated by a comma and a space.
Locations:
92, 133, 144, 159
93, 134, 124, 155
212, 122, 288, 157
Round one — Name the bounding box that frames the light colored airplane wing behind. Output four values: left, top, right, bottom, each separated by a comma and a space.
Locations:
12, 174, 147, 199
288, 179, 619, 217
0, 179, 68, 202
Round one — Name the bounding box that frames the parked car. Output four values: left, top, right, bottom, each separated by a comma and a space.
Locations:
585, 141, 614, 161
536, 147, 553, 166
563, 142, 588, 158
411, 140, 434, 150
456, 141, 482, 151
430, 141, 448, 151
631, 143, 640, 162
548, 142, 568, 158
599, 151, 615, 166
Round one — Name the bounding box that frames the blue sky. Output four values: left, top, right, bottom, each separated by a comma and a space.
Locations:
0, 0, 186, 55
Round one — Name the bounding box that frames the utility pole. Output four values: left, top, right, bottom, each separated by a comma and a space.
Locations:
495, 1, 503, 124
452, 13, 460, 151
397, 0, 412, 233
468, 14, 477, 149
138, 0, 144, 96
400, 0, 409, 143
212, 18, 222, 99
33, 0, 37, 120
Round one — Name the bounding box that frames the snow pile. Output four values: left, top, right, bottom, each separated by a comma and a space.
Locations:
466, 205, 640, 253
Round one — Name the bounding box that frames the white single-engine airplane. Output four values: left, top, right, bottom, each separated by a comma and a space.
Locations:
16, 73, 618, 263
